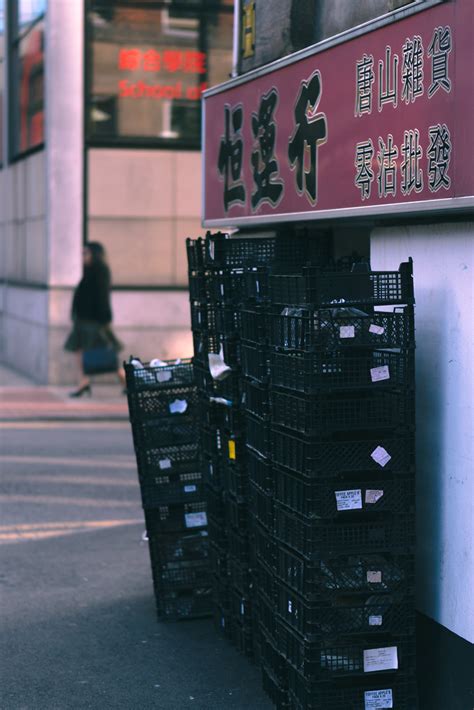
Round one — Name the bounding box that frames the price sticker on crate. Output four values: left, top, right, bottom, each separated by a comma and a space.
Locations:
367, 570, 382, 584
364, 689, 393, 709
365, 489, 384, 504
363, 646, 398, 673
369, 324, 385, 336
370, 366, 390, 382
339, 325, 355, 339
335, 489, 363, 511
228, 440, 236, 460
185, 512, 207, 528
159, 458, 172, 470
371, 446, 392, 467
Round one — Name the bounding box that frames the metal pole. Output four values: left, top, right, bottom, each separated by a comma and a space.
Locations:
232, 0, 241, 77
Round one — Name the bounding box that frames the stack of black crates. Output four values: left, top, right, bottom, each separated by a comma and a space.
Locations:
267, 258, 417, 709
125, 358, 212, 621
188, 231, 417, 709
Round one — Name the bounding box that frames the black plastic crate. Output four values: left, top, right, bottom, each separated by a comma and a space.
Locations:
243, 266, 271, 302
250, 481, 274, 533
190, 299, 216, 333
231, 619, 254, 658
241, 307, 269, 342
193, 361, 242, 402
188, 269, 207, 300
278, 622, 416, 680
209, 540, 228, 578
207, 512, 227, 548
269, 260, 414, 308
287, 669, 418, 710
147, 529, 209, 564
256, 556, 276, 601
262, 663, 290, 710
228, 529, 251, 564
200, 425, 223, 458
275, 547, 415, 600
274, 469, 415, 520
226, 493, 249, 531
132, 415, 197, 450
260, 631, 289, 687
275, 580, 415, 639
241, 341, 270, 383
128, 386, 198, 423
136, 441, 199, 478
257, 589, 279, 646
243, 379, 270, 421
141, 469, 204, 508
248, 450, 274, 494
145, 502, 207, 535
201, 454, 224, 491
207, 267, 245, 304
125, 359, 194, 392
271, 390, 414, 436
269, 305, 415, 352
225, 461, 250, 497
274, 229, 332, 268
229, 556, 253, 595
155, 586, 213, 621
246, 414, 271, 458
274, 505, 415, 560
214, 303, 241, 338
151, 557, 211, 590
206, 483, 225, 521
271, 429, 415, 478
186, 236, 206, 270
205, 232, 276, 268
254, 521, 277, 570
271, 349, 414, 394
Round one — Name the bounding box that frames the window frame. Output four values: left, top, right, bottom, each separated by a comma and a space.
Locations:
85, 0, 233, 150
8, 0, 46, 161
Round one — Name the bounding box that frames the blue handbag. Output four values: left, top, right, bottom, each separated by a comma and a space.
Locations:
82, 347, 118, 375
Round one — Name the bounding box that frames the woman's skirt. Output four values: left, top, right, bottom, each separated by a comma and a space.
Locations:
64, 320, 123, 353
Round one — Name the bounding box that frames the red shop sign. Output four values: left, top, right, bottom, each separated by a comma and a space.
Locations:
202, 0, 474, 227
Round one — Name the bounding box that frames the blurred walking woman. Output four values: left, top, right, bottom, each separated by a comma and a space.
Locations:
64, 242, 124, 397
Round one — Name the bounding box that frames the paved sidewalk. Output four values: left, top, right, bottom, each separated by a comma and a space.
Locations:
0, 364, 129, 422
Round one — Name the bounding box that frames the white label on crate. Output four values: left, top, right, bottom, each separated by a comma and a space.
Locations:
288, 600, 292, 613
367, 570, 382, 584
159, 458, 171, 470
209, 241, 215, 261
364, 689, 393, 709
369, 615, 383, 626
370, 366, 390, 382
335, 489, 363, 511
241, 603, 245, 615
366, 489, 384, 504
185, 512, 208, 528
169, 399, 188, 414
371, 446, 392, 468
256, 280, 260, 293
208, 352, 232, 381
369, 324, 385, 336
220, 283, 225, 296
184, 485, 197, 493
363, 647, 398, 673
339, 325, 355, 339
157, 370, 172, 383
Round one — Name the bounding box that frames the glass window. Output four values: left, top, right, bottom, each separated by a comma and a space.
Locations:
87, 2, 233, 147
9, 0, 46, 157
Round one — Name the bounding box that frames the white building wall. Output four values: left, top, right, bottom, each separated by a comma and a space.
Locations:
371, 221, 474, 644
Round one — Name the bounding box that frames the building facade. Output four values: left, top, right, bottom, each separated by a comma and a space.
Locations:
203, 0, 473, 707
0, 0, 233, 383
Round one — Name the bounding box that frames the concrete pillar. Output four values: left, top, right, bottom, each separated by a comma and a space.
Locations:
45, 0, 84, 289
